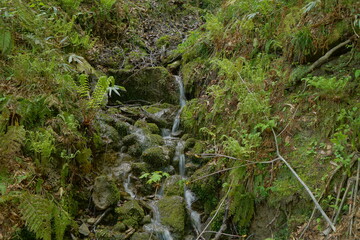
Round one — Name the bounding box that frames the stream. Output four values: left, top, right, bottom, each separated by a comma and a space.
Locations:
120, 75, 201, 239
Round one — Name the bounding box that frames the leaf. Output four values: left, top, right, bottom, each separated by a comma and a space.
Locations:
140, 173, 150, 179
0, 30, 12, 55
355, 69, 360, 79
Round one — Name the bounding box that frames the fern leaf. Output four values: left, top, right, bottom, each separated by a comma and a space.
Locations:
0, 30, 12, 55
0, 126, 26, 160
53, 204, 72, 240
78, 74, 90, 98
88, 76, 109, 109
20, 194, 54, 240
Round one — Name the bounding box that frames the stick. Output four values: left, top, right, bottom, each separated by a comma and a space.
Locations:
271, 128, 336, 232
195, 186, 232, 240
188, 157, 280, 183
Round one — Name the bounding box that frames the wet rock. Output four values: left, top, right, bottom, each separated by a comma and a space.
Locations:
95, 121, 121, 149
141, 215, 152, 225
112, 67, 178, 104
115, 120, 130, 137
130, 232, 155, 240
141, 146, 171, 168
184, 138, 196, 151
131, 162, 150, 176
163, 175, 184, 196
123, 134, 138, 146
116, 200, 145, 228
128, 143, 143, 157
158, 196, 185, 239
92, 175, 120, 210
134, 119, 160, 134
79, 223, 91, 236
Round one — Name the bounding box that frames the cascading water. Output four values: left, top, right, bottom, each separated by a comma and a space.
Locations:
171, 75, 202, 235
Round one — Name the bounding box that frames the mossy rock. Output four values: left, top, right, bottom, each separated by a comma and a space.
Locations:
130, 232, 155, 240
163, 175, 184, 196
115, 121, 130, 137
95, 121, 121, 150
122, 134, 138, 146
134, 119, 160, 134
184, 138, 196, 151
116, 200, 145, 228
128, 143, 143, 157
148, 134, 164, 146
141, 146, 171, 168
131, 162, 150, 176
158, 196, 185, 238
92, 175, 120, 210
112, 67, 178, 104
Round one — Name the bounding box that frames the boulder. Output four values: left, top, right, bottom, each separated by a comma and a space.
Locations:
158, 196, 185, 239
163, 175, 184, 196
130, 232, 155, 240
116, 200, 145, 228
141, 146, 172, 169
111, 67, 179, 104
92, 175, 120, 210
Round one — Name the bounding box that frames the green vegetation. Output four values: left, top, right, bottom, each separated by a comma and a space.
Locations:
0, 0, 359, 239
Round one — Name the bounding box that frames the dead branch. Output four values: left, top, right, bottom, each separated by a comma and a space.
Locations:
188, 156, 280, 183
296, 36, 355, 81
271, 128, 336, 232
349, 158, 360, 237
196, 186, 231, 240
214, 199, 230, 240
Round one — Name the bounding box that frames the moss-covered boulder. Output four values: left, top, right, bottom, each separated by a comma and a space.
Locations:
92, 175, 120, 210
134, 119, 160, 135
112, 67, 178, 104
163, 175, 184, 196
141, 146, 172, 168
158, 196, 185, 238
116, 200, 145, 228
130, 232, 155, 240
123, 134, 138, 146
95, 121, 121, 150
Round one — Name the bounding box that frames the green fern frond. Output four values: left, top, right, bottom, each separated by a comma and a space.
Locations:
20, 193, 73, 240
0, 126, 26, 160
20, 194, 54, 240
78, 74, 90, 98
88, 76, 110, 109
0, 29, 12, 56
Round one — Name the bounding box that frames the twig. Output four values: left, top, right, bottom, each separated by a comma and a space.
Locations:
349, 158, 359, 237
196, 186, 232, 240
271, 128, 336, 232
323, 177, 355, 235
188, 157, 280, 183
296, 36, 355, 80
203, 231, 241, 238
214, 199, 230, 240
92, 207, 112, 229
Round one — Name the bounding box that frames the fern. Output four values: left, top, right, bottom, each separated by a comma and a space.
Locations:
77, 74, 90, 98
20, 194, 54, 240
0, 126, 26, 160
20, 193, 73, 240
0, 29, 12, 56
88, 76, 110, 109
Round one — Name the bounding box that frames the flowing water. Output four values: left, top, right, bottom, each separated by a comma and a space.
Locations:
122, 75, 201, 239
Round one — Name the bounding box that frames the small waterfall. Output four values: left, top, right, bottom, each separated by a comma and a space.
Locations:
171, 75, 202, 235
123, 173, 136, 199
171, 76, 186, 135
144, 201, 174, 240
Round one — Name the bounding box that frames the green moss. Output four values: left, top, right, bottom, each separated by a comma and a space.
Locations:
122, 134, 138, 146
141, 146, 170, 168
115, 200, 145, 228
157, 196, 185, 237
134, 120, 160, 134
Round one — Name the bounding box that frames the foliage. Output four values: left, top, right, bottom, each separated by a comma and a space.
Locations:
303, 75, 350, 95
0, 126, 26, 161
19, 193, 73, 240
140, 171, 170, 185
27, 129, 55, 168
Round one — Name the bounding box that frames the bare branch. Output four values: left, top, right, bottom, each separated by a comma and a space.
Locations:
271, 128, 336, 232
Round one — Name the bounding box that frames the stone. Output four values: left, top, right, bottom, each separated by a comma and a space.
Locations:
130, 232, 155, 240
92, 175, 120, 210
122, 134, 138, 146
115, 200, 145, 228
79, 223, 91, 236
163, 175, 184, 196
112, 67, 179, 104
158, 196, 185, 239
141, 146, 171, 168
